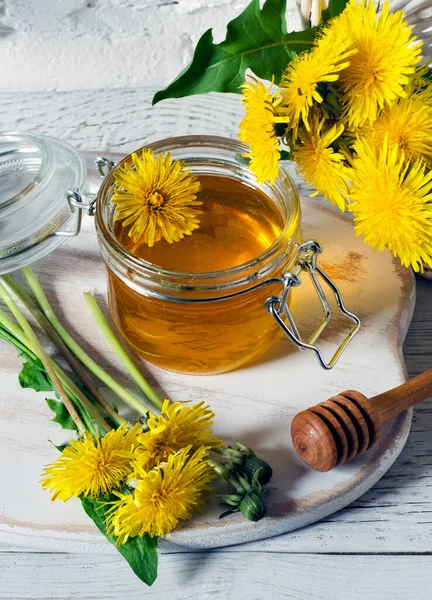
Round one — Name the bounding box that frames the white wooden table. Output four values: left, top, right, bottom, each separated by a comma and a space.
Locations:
1, 89, 432, 600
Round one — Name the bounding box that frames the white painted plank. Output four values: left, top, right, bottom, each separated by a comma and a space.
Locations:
1, 551, 431, 600
0, 88, 244, 152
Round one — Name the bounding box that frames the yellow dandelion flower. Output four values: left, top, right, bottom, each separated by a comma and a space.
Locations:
328, 0, 422, 127
132, 400, 223, 476
41, 424, 141, 501
107, 446, 215, 542
239, 77, 290, 185
294, 117, 350, 211
279, 32, 356, 136
349, 137, 432, 271
112, 149, 202, 247
360, 94, 432, 166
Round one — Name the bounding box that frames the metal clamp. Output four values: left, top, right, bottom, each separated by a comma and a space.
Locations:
95, 156, 116, 178
265, 240, 360, 370
51, 190, 97, 238
52, 156, 116, 238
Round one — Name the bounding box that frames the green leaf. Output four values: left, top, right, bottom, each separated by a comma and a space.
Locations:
48, 439, 69, 452
153, 0, 318, 104
46, 399, 78, 432
19, 356, 53, 392
1, 328, 53, 393
322, 0, 349, 22
81, 497, 158, 586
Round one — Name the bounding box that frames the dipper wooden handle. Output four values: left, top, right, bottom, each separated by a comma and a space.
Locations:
291, 369, 432, 472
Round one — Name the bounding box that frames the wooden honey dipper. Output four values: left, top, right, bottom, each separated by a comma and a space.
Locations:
291, 369, 432, 472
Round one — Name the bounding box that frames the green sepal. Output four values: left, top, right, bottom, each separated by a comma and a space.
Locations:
153, 0, 318, 104
243, 456, 273, 486
81, 496, 158, 587
46, 399, 78, 432
19, 356, 53, 392
219, 510, 235, 519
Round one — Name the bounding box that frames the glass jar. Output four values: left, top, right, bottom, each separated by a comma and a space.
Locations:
96, 136, 301, 375
95, 136, 360, 375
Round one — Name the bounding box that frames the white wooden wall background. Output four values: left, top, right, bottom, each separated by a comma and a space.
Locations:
0, 0, 302, 92
0, 88, 432, 599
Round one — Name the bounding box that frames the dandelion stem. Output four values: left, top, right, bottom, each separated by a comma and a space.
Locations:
0, 324, 38, 361
0, 304, 111, 433
208, 458, 232, 483
53, 364, 112, 433
0, 310, 35, 352
22, 267, 152, 417
3, 274, 126, 428
70, 395, 97, 436
0, 280, 86, 435
84, 292, 163, 412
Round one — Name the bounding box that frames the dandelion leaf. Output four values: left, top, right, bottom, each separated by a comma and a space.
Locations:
322, 0, 349, 21
19, 356, 53, 392
46, 399, 78, 432
81, 496, 158, 586
153, 0, 318, 104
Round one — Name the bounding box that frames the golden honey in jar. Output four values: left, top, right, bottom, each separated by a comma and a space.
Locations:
96, 136, 301, 375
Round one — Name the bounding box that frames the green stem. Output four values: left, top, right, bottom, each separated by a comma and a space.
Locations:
207, 458, 237, 486
0, 310, 34, 350
53, 364, 112, 433
208, 457, 246, 493
0, 281, 86, 435
0, 325, 38, 361
3, 274, 126, 428
212, 447, 233, 457
0, 306, 111, 433
84, 292, 163, 412
22, 267, 151, 416
70, 395, 97, 436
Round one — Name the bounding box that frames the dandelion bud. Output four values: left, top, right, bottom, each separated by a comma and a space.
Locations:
219, 468, 270, 523
239, 492, 267, 522
243, 455, 273, 486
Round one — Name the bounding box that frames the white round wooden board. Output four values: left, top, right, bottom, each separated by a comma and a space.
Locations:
0, 152, 415, 552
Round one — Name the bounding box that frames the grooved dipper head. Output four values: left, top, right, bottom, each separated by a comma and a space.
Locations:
291, 390, 382, 472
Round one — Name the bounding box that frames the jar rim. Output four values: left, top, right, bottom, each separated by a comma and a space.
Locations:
96, 135, 301, 290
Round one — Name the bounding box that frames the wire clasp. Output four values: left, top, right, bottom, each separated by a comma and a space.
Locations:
265, 240, 360, 369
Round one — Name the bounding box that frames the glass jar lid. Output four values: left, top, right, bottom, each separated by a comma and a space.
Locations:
0, 132, 87, 274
